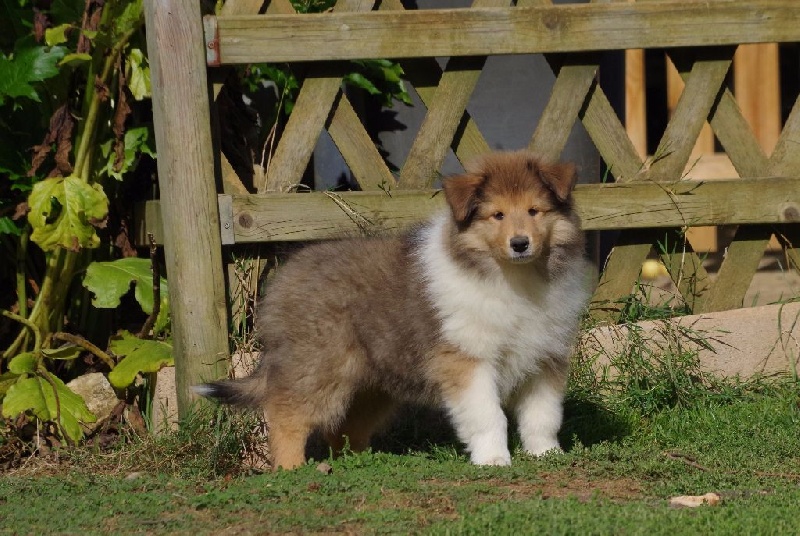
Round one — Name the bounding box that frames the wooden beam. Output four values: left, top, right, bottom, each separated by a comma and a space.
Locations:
143, 0, 230, 416
137, 177, 800, 245
211, 1, 800, 64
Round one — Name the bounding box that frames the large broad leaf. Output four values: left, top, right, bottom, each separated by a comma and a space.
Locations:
1, 372, 96, 442
108, 331, 173, 389
0, 44, 65, 105
83, 257, 170, 334
27, 176, 109, 252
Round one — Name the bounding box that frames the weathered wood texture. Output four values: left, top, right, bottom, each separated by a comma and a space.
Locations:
143, 0, 229, 416
138, 176, 800, 244
214, 1, 800, 63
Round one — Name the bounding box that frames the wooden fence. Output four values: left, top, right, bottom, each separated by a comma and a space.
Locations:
141, 0, 800, 415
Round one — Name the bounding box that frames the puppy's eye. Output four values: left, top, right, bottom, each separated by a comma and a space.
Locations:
492, 212, 504, 221
528, 208, 538, 216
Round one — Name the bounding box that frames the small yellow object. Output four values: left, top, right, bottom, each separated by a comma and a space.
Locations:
641, 259, 667, 279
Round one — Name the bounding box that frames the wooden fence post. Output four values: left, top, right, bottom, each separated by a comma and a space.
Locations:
143, 0, 229, 417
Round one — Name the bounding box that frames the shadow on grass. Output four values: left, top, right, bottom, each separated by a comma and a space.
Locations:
559, 393, 632, 451
307, 395, 631, 462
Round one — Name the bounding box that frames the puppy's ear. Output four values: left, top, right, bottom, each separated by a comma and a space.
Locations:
538, 161, 578, 203
442, 173, 485, 225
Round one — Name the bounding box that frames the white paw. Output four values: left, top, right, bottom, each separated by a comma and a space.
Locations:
524, 438, 562, 457
470, 449, 512, 466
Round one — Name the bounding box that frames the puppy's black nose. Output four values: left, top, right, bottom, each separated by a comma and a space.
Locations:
510, 236, 530, 253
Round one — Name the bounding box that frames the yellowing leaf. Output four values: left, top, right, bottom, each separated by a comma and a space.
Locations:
59, 53, 92, 67
45, 24, 71, 47
28, 176, 109, 252
126, 48, 151, 101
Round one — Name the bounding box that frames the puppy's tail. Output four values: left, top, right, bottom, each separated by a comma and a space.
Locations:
193, 375, 266, 408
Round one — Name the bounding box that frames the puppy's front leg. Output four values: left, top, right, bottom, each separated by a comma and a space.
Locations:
443, 361, 511, 466
513, 363, 568, 457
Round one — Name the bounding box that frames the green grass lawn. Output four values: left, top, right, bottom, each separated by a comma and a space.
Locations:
2, 380, 799, 534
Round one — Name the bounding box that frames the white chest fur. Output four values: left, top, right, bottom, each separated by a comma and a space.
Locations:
416, 213, 589, 401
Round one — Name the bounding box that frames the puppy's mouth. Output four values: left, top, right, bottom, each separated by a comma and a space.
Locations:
507, 251, 535, 264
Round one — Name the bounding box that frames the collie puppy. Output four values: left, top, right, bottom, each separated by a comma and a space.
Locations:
196, 151, 590, 469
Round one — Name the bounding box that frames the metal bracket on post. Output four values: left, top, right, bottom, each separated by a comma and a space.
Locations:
218, 194, 235, 245
203, 15, 220, 67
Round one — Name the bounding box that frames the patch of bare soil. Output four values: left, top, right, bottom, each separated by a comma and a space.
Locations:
533, 471, 645, 502
423, 469, 646, 504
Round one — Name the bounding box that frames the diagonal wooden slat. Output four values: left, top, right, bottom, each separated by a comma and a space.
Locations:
260, 0, 376, 192
580, 80, 643, 181
260, 69, 346, 192
670, 53, 769, 177
399, 59, 492, 165
399, 0, 512, 189
643, 49, 735, 307
326, 93, 397, 191
529, 55, 598, 162
672, 49, 783, 313
697, 225, 774, 312
638, 49, 733, 182
379, 0, 491, 168
398, 55, 491, 188
769, 95, 800, 175
695, 92, 800, 313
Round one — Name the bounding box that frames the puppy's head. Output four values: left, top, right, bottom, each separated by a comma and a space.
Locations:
442, 151, 581, 265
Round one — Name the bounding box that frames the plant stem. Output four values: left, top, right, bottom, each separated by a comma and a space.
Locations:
15, 227, 30, 318
74, 27, 138, 180
1, 309, 43, 357
52, 332, 116, 370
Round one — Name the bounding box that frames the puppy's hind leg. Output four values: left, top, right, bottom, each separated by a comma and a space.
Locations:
324, 389, 397, 455
265, 399, 314, 471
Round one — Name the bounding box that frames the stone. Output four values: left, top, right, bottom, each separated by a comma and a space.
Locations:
580, 302, 800, 378
66, 372, 119, 434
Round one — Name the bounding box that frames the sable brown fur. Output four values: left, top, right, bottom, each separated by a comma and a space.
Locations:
197, 150, 590, 470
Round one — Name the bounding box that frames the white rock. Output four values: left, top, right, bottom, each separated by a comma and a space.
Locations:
67, 372, 119, 434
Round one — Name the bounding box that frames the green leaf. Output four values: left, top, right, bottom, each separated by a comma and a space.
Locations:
59, 52, 92, 67
83, 257, 170, 334
108, 331, 173, 389
0, 44, 66, 105
27, 176, 109, 252
1, 373, 96, 442
344, 72, 381, 96
99, 126, 155, 181
0, 216, 22, 236
45, 24, 71, 47
0, 371, 20, 398
110, 0, 144, 39
41, 346, 82, 360
8, 352, 37, 374
126, 48, 151, 101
